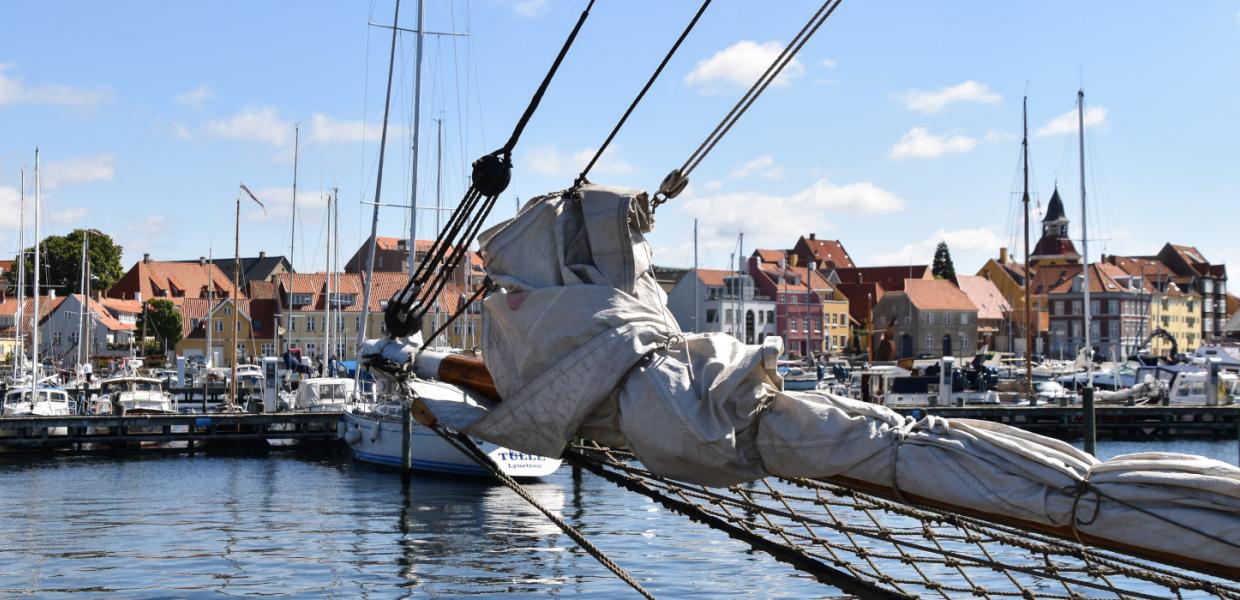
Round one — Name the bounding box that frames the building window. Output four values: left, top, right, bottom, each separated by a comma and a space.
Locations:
1109, 321, 1119, 339
766, 310, 775, 323
307, 317, 316, 332
706, 309, 718, 323
924, 335, 933, 351
959, 313, 969, 325
1072, 301, 1082, 315
252, 319, 262, 331
1054, 301, 1064, 316
725, 309, 733, 324
1071, 321, 1081, 338
925, 312, 935, 325
215, 320, 223, 333
261, 343, 274, 356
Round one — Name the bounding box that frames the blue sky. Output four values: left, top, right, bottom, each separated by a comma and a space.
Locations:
2, 1, 1238, 277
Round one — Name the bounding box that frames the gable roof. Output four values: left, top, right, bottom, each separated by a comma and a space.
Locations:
752, 249, 787, 265
109, 259, 240, 301
274, 272, 411, 312
955, 275, 1011, 320
795, 236, 854, 269
903, 279, 977, 311
831, 266, 929, 292
835, 281, 884, 323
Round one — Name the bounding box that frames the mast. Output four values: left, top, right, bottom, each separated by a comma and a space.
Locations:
31, 148, 41, 388
14, 169, 24, 380
738, 232, 745, 344
357, 0, 402, 357
407, 0, 426, 274
79, 231, 90, 369
322, 192, 332, 374
434, 117, 444, 334
284, 124, 299, 353
1078, 89, 1096, 455
230, 196, 241, 407
204, 247, 213, 411
1022, 97, 1033, 401
332, 187, 340, 366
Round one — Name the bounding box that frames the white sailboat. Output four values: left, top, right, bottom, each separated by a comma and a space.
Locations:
342, 0, 560, 478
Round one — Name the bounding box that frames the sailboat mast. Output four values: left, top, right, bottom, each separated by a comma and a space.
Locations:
285, 124, 299, 353
357, 0, 402, 355
435, 117, 443, 235
15, 169, 24, 380
407, 0, 426, 274
231, 196, 241, 406
332, 187, 340, 363
322, 193, 332, 372
79, 231, 89, 368
31, 148, 41, 389
1079, 88, 1096, 455
693, 219, 699, 331
1022, 97, 1033, 400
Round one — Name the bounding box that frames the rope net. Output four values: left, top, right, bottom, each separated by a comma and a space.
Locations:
567, 440, 1240, 599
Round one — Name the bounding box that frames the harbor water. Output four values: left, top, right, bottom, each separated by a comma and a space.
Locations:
1, 439, 1236, 598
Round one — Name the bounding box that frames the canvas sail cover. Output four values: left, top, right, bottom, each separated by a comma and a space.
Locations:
295, 377, 355, 409
464, 184, 1239, 569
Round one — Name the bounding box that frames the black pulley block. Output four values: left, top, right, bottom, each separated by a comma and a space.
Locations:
472, 152, 512, 198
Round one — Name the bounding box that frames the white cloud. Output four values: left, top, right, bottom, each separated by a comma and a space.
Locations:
868, 227, 1004, 266
171, 121, 193, 140
680, 177, 903, 247
205, 106, 292, 146
1036, 105, 1108, 137
307, 113, 388, 144
730, 155, 784, 179
895, 80, 1001, 114
821, 58, 837, 68
514, 0, 548, 16
0, 186, 22, 229
888, 127, 977, 159
127, 215, 168, 235
44, 154, 116, 189
524, 144, 634, 178
685, 41, 804, 94
0, 63, 113, 110
703, 180, 723, 191
984, 129, 1017, 143
175, 83, 214, 109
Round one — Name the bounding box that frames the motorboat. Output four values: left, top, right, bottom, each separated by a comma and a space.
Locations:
849, 358, 999, 407
343, 347, 562, 479
777, 360, 820, 391
293, 377, 356, 412
91, 377, 178, 415
0, 386, 73, 437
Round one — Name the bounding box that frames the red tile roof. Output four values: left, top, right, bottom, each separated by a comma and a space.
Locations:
832, 266, 929, 292
903, 279, 977, 311
275, 272, 412, 312
752, 249, 787, 265
955, 275, 1011, 321
1031, 235, 1081, 259
108, 259, 240, 301
797, 236, 854, 268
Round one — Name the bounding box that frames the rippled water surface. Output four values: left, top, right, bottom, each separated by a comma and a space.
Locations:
0, 439, 1235, 598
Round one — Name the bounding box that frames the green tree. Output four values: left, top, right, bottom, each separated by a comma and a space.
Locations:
17, 229, 124, 297
138, 299, 182, 351
931, 241, 956, 280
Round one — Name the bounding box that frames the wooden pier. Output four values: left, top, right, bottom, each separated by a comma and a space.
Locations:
895, 404, 1240, 440
0, 412, 343, 454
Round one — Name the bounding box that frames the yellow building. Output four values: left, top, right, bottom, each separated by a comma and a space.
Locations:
819, 285, 851, 355
1148, 290, 1199, 355
177, 298, 275, 366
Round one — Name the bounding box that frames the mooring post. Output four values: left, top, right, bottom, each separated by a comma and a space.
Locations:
1082, 386, 1096, 456
401, 404, 413, 482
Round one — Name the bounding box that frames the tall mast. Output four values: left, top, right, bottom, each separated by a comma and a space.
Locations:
230, 195, 241, 406
407, 0, 426, 274
1079, 89, 1096, 455
15, 169, 24, 380
332, 187, 340, 363
322, 192, 332, 372
357, 0, 402, 356
693, 218, 699, 331
206, 248, 213, 368
435, 117, 443, 235
285, 124, 299, 352
31, 148, 41, 388
79, 231, 90, 368
1022, 97, 1033, 400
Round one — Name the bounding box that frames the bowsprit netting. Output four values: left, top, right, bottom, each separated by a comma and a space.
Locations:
567, 441, 1240, 600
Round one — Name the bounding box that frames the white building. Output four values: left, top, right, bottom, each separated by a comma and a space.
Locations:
667, 268, 777, 344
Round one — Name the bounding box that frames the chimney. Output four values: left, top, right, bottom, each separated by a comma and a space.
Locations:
259, 250, 266, 259
143, 253, 151, 264
199, 256, 206, 266
808, 233, 816, 240
999, 247, 1008, 264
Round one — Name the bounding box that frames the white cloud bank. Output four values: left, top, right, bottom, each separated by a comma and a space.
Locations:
175, 83, 214, 109
888, 128, 977, 159
204, 107, 395, 147
525, 144, 634, 178
1036, 105, 1108, 137
44, 154, 116, 189
730, 155, 783, 179
0, 63, 112, 110
869, 227, 1004, 266
896, 80, 1001, 114
685, 41, 804, 94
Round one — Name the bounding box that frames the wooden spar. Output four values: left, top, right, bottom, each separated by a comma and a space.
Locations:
1022, 97, 1033, 402
417, 352, 1237, 579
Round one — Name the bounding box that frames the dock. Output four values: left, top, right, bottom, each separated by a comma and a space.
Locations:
0, 412, 343, 454
895, 404, 1240, 440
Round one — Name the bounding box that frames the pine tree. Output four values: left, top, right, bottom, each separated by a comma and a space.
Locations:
932, 241, 956, 280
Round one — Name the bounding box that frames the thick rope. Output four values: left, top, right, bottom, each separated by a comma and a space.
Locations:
394, 384, 655, 599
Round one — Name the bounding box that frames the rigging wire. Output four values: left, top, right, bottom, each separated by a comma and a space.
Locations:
654, 0, 845, 209
574, 0, 713, 188
381, 0, 597, 340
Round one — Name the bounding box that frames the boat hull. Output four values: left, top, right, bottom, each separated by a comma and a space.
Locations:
342, 410, 561, 478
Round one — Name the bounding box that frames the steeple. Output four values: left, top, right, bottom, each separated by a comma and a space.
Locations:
1042, 186, 1068, 238
1030, 185, 1081, 265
